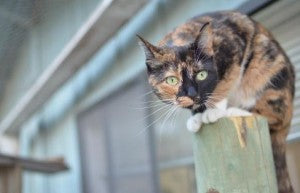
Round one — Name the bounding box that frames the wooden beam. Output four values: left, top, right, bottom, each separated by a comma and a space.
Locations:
0, 0, 148, 135
0, 154, 68, 173
193, 116, 278, 193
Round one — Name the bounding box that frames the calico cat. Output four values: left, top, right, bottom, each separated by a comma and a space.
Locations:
138, 11, 295, 193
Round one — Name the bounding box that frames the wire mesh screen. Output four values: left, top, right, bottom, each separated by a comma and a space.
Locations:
0, 0, 35, 95
0, 0, 101, 119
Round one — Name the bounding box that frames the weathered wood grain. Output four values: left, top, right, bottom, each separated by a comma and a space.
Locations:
193, 116, 278, 193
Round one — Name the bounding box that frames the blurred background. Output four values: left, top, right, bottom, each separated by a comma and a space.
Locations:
0, 0, 299, 192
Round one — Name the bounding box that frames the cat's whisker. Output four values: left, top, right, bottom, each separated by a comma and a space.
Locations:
132, 103, 169, 110
196, 40, 208, 62
130, 99, 170, 110
206, 99, 216, 106
205, 93, 226, 103
137, 90, 154, 98
204, 100, 216, 109
205, 92, 225, 98
206, 96, 223, 102
138, 98, 173, 104
159, 106, 179, 140
158, 106, 177, 138
170, 107, 180, 131
135, 105, 173, 137
198, 53, 207, 62
205, 91, 225, 96
141, 104, 178, 134
160, 106, 178, 130
160, 106, 175, 127
143, 103, 174, 120
134, 99, 174, 109
133, 104, 172, 135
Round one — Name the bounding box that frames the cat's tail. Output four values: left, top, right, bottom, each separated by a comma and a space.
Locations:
271, 132, 294, 193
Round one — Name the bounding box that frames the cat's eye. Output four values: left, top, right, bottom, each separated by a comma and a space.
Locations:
166, 76, 179, 85
196, 70, 208, 81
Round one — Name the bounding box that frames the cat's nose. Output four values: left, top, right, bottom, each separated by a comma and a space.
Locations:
187, 87, 197, 97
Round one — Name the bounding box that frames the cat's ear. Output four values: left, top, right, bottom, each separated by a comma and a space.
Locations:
137, 35, 163, 69
194, 22, 213, 55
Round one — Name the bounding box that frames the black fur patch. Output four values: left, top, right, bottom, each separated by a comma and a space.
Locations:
267, 97, 286, 114
175, 46, 190, 62
193, 48, 210, 63
290, 68, 295, 98
264, 41, 279, 61
214, 38, 235, 79
269, 67, 288, 90
223, 19, 247, 48
243, 52, 253, 73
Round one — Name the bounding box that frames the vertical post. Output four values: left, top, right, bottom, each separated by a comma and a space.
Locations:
0, 166, 22, 193
193, 116, 278, 193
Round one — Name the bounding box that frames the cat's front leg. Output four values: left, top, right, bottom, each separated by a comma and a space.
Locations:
201, 107, 252, 124
201, 108, 227, 124
226, 107, 252, 117
186, 99, 228, 132
187, 113, 202, 132
187, 108, 228, 132
186, 99, 252, 133
200, 99, 228, 124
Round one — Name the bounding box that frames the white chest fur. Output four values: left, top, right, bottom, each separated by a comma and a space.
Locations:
228, 88, 257, 109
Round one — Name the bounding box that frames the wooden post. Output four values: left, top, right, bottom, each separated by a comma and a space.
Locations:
0, 154, 69, 193
193, 116, 278, 193
0, 166, 22, 193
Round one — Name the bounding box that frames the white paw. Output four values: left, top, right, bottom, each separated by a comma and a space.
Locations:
187, 113, 202, 133
201, 108, 227, 124
226, 107, 252, 117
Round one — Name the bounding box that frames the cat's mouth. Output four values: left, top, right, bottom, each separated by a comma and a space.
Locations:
176, 96, 206, 113
176, 96, 194, 108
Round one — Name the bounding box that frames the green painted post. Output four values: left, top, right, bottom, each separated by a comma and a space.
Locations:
193, 116, 278, 193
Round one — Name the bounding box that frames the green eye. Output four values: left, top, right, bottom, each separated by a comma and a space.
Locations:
196, 70, 208, 81
166, 76, 179, 85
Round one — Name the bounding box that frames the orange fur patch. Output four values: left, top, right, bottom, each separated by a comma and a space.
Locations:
177, 96, 194, 107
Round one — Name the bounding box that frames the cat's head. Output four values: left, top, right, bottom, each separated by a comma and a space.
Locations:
138, 23, 219, 113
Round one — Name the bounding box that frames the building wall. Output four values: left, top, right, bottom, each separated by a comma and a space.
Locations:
21, 114, 82, 193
